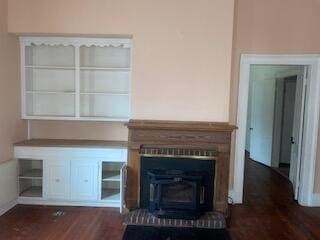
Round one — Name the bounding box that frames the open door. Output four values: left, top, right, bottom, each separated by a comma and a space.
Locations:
249, 77, 276, 166
120, 163, 127, 214
289, 67, 308, 200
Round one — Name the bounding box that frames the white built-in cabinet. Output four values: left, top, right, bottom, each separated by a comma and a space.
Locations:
20, 37, 131, 121
15, 146, 127, 212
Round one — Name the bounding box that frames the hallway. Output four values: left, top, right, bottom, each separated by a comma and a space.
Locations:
229, 158, 320, 239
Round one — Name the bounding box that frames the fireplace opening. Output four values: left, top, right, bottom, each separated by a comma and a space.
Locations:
148, 169, 206, 219
140, 147, 216, 220
162, 182, 193, 203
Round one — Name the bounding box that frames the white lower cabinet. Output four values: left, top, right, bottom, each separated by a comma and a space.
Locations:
15, 146, 127, 212
70, 159, 98, 201
45, 158, 70, 199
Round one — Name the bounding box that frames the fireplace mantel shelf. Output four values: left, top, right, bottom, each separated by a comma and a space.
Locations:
126, 120, 237, 132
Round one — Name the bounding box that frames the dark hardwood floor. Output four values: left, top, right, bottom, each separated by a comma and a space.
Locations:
229, 159, 320, 240
0, 205, 124, 240
0, 158, 319, 240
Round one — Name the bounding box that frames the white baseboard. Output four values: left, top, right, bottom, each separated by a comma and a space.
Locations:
0, 200, 17, 216
17, 198, 120, 208
228, 190, 235, 204
228, 189, 243, 204
311, 193, 320, 206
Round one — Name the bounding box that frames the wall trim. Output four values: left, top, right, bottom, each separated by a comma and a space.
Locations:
228, 189, 237, 204
234, 54, 320, 206
0, 200, 17, 216
311, 193, 320, 206
17, 198, 120, 208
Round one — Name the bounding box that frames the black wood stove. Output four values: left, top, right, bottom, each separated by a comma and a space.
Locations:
147, 169, 206, 219
140, 147, 216, 220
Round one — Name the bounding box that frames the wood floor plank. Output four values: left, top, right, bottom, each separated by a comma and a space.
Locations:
229, 158, 320, 240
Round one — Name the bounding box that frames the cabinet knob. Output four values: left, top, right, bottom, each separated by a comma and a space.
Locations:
55, 179, 60, 182
84, 179, 89, 183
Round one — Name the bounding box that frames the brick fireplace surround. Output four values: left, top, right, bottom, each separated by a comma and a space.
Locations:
126, 120, 236, 215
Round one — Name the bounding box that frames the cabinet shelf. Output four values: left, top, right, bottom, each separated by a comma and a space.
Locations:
19, 169, 43, 179
25, 115, 76, 119
18, 159, 43, 198
79, 116, 128, 121
80, 67, 130, 71
100, 161, 125, 206
27, 91, 76, 95
20, 186, 42, 198
102, 171, 120, 181
80, 92, 129, 96
101, 189, 120, 202
25, 65, 75, 70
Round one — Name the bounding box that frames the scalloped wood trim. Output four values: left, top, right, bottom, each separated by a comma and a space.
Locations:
19, 36, 132, 48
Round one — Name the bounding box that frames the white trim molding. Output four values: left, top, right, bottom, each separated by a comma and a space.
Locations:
228, 190, 235, 204
19, 36, 132, 48
16, 199, 120, 208
311, 193, 320, 206
234, 54, 320, 206
311, 193, 320, 207
0, 200, 17, 216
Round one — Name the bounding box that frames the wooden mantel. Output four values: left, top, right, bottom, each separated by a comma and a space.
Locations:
127, 120, 236, 132
126, 119, 236, 215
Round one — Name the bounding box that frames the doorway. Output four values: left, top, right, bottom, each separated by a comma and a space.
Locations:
233, 55, 320, 206
245, 65, 305, 199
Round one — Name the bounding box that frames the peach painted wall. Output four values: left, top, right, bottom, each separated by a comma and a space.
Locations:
0, 0, 27, 163
7, 0, 320, 195
8, 0, 235, 123
230, 0, 320, 193
29, 121, 128, 141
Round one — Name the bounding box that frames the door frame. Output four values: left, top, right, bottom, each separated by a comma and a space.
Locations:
233, 54, 320, 206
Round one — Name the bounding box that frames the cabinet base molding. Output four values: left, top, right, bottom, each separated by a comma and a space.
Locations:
17, 198, 120, 208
